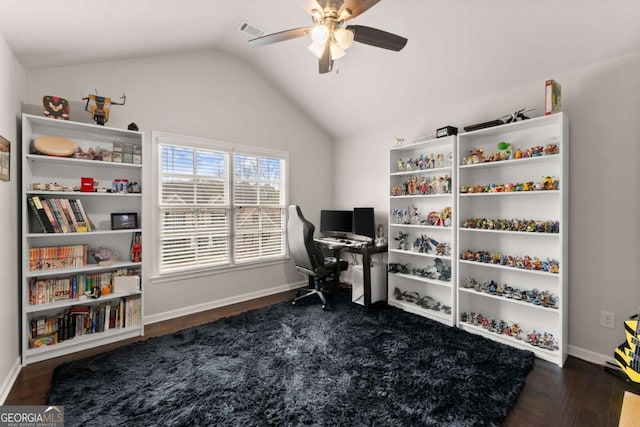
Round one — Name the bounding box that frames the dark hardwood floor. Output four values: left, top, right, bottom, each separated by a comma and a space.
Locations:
5, 290, 636, 426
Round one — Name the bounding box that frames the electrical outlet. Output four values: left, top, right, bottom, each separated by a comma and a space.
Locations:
600, 311, 616, 329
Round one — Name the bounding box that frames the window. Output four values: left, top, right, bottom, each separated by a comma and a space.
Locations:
157, 134, 287, 275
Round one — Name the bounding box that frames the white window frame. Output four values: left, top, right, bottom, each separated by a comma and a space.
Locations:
152, 131, 289, 278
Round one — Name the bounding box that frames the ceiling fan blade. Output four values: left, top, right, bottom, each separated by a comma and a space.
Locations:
347, 25, 407, 51
249, 27, 312, 47
319, 42, 333, 74
339, 0, 381, 20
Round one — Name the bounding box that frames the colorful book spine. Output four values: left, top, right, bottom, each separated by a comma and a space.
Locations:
29, 244, 88, 271
40, 200, 60, 233
27, 195, 52, 233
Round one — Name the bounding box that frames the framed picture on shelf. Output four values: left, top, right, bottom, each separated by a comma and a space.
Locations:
111, 212, 138, 230
0, 135, 10, 181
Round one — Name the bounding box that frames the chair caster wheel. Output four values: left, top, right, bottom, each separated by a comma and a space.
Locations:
291, 300, 297, 306
322, 304, 329, 311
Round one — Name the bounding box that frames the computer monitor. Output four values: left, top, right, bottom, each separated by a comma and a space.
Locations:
353, 207, 375, 240
320, 210, 353, 237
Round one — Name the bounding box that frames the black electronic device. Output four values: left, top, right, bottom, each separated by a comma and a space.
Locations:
353, 207, 375, 241
320, 210, 353, 237
436, 126, 458, 138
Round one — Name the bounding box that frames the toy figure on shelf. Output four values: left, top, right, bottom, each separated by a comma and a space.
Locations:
42, 95, 70, 120
410, 205, 420, 224
413, 235, 438, 253
501, 108, 533, 123
497, 141, 513, 160
419, 177, 428, 195
91, 247, 118, 266
426, 153, 435, 169
394, 231, 409, 250
83, 91, 126, 125
130, 232, 142, 263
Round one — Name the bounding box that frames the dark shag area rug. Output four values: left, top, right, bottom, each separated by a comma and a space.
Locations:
48, 293, 534, 426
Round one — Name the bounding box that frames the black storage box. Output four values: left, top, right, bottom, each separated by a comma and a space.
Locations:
436, 126, 458, 138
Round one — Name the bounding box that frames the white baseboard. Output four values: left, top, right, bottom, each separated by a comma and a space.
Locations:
0, 357, 21, 405
144, 281, 307, 325
568, 344, 616, 366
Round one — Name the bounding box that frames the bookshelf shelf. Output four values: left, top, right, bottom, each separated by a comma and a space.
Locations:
27, 190, 142, 198
391, 272, 452, 288
457, 323, 559, 364
27, 228, 143, 238
21, 114, 145, 365
26, 291, 142, 313
388, 299, 451, 323
24, 261, 142, 278
27, 153, 142, 168
25, 326, 143, 364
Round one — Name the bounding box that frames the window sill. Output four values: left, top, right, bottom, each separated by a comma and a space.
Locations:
150, 257, 291, 284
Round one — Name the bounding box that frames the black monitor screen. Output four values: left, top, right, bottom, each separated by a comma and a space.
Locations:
320, 210, 353, 236
353, 207, 375, 239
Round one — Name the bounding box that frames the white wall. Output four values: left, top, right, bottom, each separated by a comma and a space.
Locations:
25, 51, 334, 319
334, 49, 640, 362
0, 34, 25, 403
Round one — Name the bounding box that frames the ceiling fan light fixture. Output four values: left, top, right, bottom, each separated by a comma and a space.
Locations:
310, 8, 323, 20
308, 42, 326, 59
330, 42, 346, 60
311, 24, 330, 44
334, 27, 354, 50
338, 7, 352, 21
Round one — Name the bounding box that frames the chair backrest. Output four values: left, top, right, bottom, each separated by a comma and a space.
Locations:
287, 205, 325, 273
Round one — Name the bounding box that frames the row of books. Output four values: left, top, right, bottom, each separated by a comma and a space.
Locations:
29, 244, 88, 271
30, 295, 142, 348
27, 195, 94, 233
29, 268, 140, 305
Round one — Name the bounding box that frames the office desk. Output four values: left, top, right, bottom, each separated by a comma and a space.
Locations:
315, 238, 388, 307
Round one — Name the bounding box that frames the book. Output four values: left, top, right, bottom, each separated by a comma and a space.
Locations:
41, 200, 60, 233
104, 303, 111, 331
48, 199, 68, 233
61, 199, 78, 231
68, 199, 84, 222
27, 195, 47, 233
28, 196, 55, 233
75, 199, 94, 231
54, 199, 74, 232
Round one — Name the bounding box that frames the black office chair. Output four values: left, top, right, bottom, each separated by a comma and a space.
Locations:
287, 205, 348, 310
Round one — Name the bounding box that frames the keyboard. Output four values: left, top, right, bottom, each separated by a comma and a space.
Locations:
315, 237, 367, 248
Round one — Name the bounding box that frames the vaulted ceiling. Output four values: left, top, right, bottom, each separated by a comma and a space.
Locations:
1, 0, 639, 139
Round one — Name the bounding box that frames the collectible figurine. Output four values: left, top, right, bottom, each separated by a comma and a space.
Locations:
43, 95, 70, 120
394, 231, 409, 250
83, 91, 126, 125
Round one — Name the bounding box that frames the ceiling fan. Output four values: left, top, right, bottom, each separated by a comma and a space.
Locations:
249, 0, 408, 74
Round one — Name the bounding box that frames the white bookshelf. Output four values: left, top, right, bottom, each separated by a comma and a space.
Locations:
388, 135, 457, 326
456, 113, 568, 366
20, 114, 144, 365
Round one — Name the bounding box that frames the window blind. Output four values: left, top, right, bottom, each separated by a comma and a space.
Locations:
157, 140, 287, 274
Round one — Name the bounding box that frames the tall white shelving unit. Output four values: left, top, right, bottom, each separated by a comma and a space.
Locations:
20, 114, 144, 365
388, 136, 457, 326
456, 113, 568, 366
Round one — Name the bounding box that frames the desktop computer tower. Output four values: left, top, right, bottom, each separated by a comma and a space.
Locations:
351, 263, 386, 305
